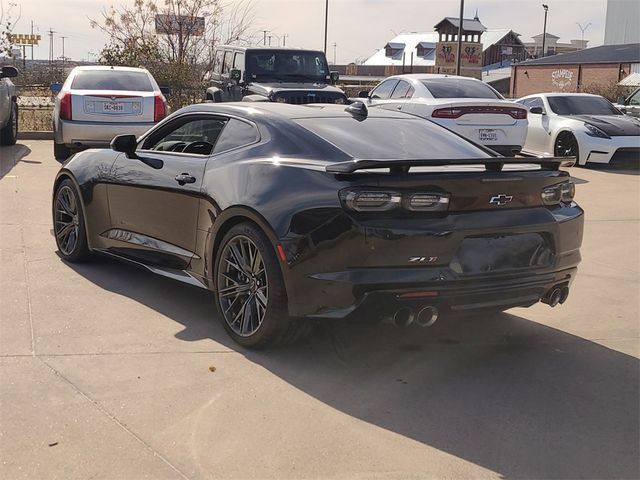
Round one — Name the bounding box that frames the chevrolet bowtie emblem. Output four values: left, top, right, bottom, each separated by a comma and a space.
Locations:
489, 194, 513, 206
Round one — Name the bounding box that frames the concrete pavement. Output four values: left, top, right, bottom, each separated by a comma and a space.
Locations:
1, 141, 638, 479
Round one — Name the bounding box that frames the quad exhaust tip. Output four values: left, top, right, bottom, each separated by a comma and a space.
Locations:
393, 306, 439, 327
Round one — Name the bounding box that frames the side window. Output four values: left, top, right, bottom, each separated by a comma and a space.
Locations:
213, 118, 259, 154
142, 116, 229, 155
391, 80, 414, 99
214, 51, 224, 74
223, 51, 233, 74
370, 79, 399, 100
233, 52, 245, 71
628, 90, 640, 105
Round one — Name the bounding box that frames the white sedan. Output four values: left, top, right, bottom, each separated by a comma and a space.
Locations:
355, 74, 528, 156
516, 93, 640, 166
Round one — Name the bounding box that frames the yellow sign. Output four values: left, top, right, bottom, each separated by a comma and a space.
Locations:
8, 34, 42, 45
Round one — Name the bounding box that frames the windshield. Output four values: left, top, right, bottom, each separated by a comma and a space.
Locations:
71, 70, 154, 91
547, 96, 621, 115
294, 117, 488, 160
421, 78, 501, 99
246, 50, 330, 82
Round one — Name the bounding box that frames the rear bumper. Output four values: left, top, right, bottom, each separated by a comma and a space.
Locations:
55, 119, 155, 147
281, 204, 584, 319
489, 144, 523, 156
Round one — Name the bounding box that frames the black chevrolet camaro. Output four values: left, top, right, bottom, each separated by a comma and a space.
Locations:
52, 102, 584, 348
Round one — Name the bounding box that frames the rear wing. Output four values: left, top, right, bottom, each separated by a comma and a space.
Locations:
325, 156, 575, 174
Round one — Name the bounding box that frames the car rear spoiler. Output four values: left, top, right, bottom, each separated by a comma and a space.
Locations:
325, 156, 575, 174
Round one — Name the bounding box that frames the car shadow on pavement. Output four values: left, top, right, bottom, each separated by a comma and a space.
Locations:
66, 255, 639, 479
0, 143, 31, 179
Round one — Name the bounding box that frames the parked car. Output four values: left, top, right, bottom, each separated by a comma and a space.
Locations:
516, 93, 640, 166
354, 74, 528, 156
52, 66, 168, 160
614, 87, 640, 118
52, 102, 583, 348
0, 65, 19, 146
206, 46, 347, 105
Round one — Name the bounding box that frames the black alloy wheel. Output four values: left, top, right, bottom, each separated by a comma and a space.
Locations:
53, 179, 90, 261
214, 223, 308, 348
554, 132, 580, 162
0, 102, 18, 145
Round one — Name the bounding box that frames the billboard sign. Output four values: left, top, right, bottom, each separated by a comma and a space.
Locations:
435, 42, 482, 69
155, 15, 205, 36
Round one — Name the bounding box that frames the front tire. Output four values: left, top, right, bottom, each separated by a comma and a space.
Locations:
54, 140, 71, 161
554, 132, 581, 166
0, 101, 18, 146
53, 179, 91, 262
214, 222, 305, 348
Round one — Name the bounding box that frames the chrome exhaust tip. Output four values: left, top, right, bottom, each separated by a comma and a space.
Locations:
559, 286, 569, 304
544, 288, 563, 307
415, 306, 439, 327
393, 307, 415, 327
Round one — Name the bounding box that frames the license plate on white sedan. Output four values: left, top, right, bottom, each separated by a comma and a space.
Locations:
479, 129, 498, 142
103, 102, 125, 113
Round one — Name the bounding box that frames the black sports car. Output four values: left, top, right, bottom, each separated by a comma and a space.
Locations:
52, 102, 584, 348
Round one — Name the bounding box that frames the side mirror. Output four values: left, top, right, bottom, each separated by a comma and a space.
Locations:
619, 107, 627, 114
50, 82, 63, 95
0, 66, 18, 79
110, 134, 138, 158
230, 69, 242, 82
529, 106, 544, 115
358, 90, 370, 98
330, 71, 340, 84
617, 95, 626, 105
159, 86, 172, 97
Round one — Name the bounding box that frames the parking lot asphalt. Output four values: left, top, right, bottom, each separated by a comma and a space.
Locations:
1, 140, 639, 479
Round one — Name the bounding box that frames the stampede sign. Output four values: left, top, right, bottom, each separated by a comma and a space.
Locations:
551, 69, 575, 91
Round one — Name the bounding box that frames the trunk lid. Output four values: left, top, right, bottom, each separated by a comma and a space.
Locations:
70, 90, 156, 123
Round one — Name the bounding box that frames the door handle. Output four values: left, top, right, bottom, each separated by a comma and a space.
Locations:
175, 173, 196, 185
396, 105, 402, 110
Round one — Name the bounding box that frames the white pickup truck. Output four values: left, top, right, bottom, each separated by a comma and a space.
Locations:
0, 66, 19, 145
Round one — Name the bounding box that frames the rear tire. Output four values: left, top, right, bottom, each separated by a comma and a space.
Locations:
0, 101, 18, 146
53, 179, 91, 262
214, 222, 306, 349
54, 140, 71, 161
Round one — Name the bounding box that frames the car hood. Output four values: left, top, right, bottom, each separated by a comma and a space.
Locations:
572, 114, 640, 136
249, 82, 345, 96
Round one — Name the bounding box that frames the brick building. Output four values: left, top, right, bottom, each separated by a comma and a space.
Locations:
510, 43, 640, 98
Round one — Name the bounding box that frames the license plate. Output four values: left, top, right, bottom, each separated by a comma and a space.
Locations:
103, 102, 125, 112
479, 129, 498, 141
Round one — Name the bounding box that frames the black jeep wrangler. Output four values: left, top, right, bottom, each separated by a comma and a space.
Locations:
206, 46, 347, 105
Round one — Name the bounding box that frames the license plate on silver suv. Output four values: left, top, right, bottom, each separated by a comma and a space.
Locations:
479, 129, 498, 141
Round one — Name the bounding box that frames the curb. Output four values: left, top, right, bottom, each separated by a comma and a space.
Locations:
18, 131, 53, 140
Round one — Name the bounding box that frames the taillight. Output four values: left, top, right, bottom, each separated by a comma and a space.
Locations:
59, 92, 72, 121
541, 181, 575, 205
154, 94, 166, 122
432, 106, 528, 119
342, 190, 450, 213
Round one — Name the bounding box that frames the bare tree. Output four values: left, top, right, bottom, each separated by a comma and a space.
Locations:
0, 0, 20, 60
90, 0, 255, 106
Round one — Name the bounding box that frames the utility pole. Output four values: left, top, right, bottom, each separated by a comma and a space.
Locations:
48, 28, 56, 73
576, 21, 591, 47
333, 42, 337, 65
455, 0, 464, 76
323, 0, 329, 54
61, 36, 67, 68
31, 20, 35, 61
263, 30, 267, 46
541, 4, 549, 57
282, 34, 288, 47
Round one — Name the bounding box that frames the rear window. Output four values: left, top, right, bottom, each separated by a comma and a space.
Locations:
294, 117, 488, 160
71, 70, 154, 91
421, 78, 501, 99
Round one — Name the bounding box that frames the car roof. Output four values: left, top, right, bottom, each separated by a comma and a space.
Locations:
521, 92, 603, 98
218, 45, 325, 54
388, 73, 484, 81
72, 65, 150, 73
178, 102, 412, 120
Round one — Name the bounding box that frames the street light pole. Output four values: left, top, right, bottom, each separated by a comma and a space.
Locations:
324, 0, 329, 54
576, 22, 591, 47
455, 0, 464, 76
541, 4, 549, 57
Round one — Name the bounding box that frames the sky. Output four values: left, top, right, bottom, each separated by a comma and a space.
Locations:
9, 0, 608, 63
